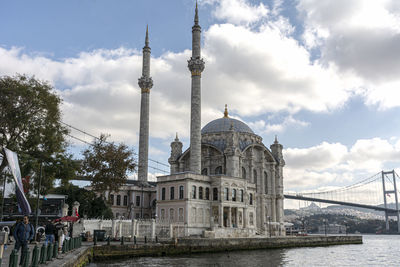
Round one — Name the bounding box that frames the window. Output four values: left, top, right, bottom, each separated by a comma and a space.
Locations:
136, 195, 140, 207
213, 188, 218, 201
249, 212, 254, 225
116, 195, 121, 206
205, 188, 210, 200
162, 187, 166, 200
215, 166, 222, 174
110, 194, 114, 205
199, 187, 203, 199
170, 187, 175, 200
253, 169, 257, 183
264, 172, 268, 194
232, 189, 237, 201
179, 185, 184, 199
135, 213, 140, 219
161, 209, 165, 220
178, 208, 184, 222
116, 213, 119, 218
201, 168, 208, 175
224, 188, 229, 201
169, 208, 174, 221
249, 193, 253, 205
192, 186, 197, 199
240, 190, 244, 202
242, 167, 246, 179
123, 195, 128, 206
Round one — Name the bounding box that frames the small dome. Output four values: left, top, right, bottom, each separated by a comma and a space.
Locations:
202, 117, 254, 134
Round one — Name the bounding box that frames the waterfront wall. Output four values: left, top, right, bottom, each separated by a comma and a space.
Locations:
93, 235, 362, 261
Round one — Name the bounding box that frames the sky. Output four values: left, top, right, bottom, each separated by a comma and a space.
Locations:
2, 0, 400, 208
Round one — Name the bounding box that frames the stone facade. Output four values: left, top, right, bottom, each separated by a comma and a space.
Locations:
103, 181, 157, 219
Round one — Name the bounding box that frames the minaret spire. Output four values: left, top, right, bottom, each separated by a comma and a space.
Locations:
137, 26, 153, 182
145, 24, 149, 47
194, 0, 199, 25
188, 2, 205, 174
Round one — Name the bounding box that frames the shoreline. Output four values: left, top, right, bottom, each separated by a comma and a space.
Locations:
91, 235, 362, 262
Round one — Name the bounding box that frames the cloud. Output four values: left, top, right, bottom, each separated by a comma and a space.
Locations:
297, 0, 400, 109
248, 115, 309, 134
203, 0, 268, 25
284, 137, 400, 190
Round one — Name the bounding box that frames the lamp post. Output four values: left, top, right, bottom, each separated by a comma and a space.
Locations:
0, 169, 6, 222
267, 216, 271, 238
35, 162, 43, 241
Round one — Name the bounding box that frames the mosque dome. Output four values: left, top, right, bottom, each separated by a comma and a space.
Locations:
201, 105, 254, 135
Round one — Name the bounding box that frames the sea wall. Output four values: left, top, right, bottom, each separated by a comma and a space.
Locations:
93, 235, 362, 261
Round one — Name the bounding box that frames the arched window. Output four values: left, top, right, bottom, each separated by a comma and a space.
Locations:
192, 186, 197, 199
199, 187, 203, 199
169, 208, 174, 221
161, 188, 166, 200
242, 167, 246, 179
110, 194, 114, 205
215, 166, 222, 174
170, 186, 175, 200
232, 189, 237, 201
116, 195, 121, 206
240, 189, 244, 202
224, 187, 229, 201
161, 209, 165, 220
264, 171, 268, 194
213, 188, 218, 201
123, 195, 128, 206
201, 168, 208, 175
179, 185, 184, 199
253, 169, 257, 184
249, 193, 253, 205
205, 188, 210, 200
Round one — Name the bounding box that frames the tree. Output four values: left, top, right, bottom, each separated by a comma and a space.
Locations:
51, 183, 113, 219
80, 134, 136, 195
0, 74, 76, 192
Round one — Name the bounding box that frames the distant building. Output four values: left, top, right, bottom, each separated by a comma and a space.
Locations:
318, 223, 347, 234
102, 180, 156, 219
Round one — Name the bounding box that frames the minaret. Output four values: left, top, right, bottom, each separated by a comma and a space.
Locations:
188, 1, 205, 174
137, 25, 153, 182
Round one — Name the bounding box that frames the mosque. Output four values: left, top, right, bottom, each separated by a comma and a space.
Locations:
107, 4, 285, 237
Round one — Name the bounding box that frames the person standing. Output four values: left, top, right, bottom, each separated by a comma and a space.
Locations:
44, 220, 55, 245
13, 215, 34, 264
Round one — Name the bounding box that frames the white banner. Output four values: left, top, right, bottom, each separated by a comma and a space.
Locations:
4, 148, 32, 214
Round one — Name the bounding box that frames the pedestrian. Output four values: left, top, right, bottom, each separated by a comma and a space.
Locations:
44, 219, 55, 245
13, 215, 34, 264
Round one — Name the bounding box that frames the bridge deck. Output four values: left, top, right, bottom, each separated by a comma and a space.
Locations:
284, 194, 399, 214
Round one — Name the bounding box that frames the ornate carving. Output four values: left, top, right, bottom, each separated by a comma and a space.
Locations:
138, 76, 153, 92
188, 57, 205, 76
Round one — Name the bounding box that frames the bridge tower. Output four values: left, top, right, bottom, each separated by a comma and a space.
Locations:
381, 170, 400, 233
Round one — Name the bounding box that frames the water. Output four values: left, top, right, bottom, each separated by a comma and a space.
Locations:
90, 235, 400, 266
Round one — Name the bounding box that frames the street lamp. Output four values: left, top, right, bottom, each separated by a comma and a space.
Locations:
267, 216, 271, 238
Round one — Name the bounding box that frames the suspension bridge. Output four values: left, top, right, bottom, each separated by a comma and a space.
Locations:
284, 170, 400, 233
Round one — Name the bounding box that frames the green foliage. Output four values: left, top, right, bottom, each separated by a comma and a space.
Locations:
51, 183, 113, 219
0, 74, 77, 193
80, 134, 136, 195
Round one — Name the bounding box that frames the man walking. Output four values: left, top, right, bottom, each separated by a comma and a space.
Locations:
44, 219, 55, 245
13, 215, 34, 264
